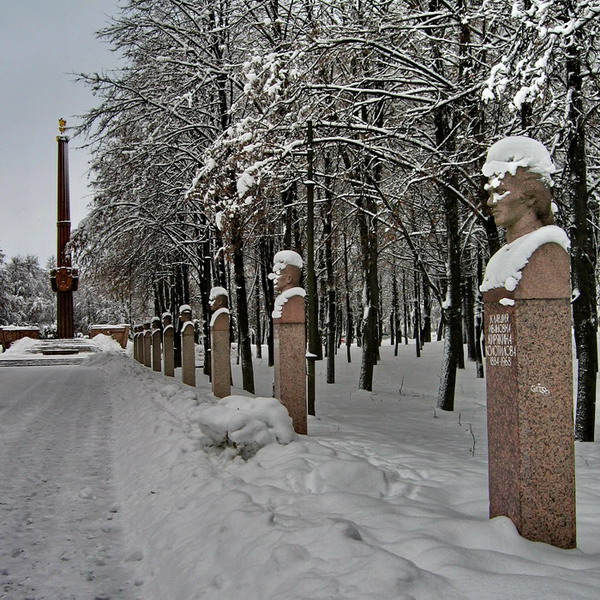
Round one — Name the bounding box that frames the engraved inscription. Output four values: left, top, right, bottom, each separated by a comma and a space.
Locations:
486, 313, 516, 367
530, 383, 550, 395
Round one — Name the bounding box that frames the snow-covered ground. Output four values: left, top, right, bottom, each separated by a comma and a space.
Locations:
2, 336, 600, 599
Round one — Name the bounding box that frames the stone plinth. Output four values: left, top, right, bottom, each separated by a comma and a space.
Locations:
89, 324, 130, 349
210, 309, 231, 398
273, 293, 307, 434
142, 324, 152, 368
0, 327, 40, 351
163, 325, 174, 377
484, 242, 575, 548
181, 321, 196, 387
133, 326, 142, 362
152, 328, 162, 372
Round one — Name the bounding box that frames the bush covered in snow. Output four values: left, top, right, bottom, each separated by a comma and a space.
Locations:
192, 395, 296, 459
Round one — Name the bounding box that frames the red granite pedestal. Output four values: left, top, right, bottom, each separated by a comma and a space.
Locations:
273, 295, 307, 435
0, 327, 40, 351
210, 310, 231, 398
89, 324, 130, 349
142, 324, 152, 368
163, 325, 174, 377
152, 327, 162, 372
484, 243, 576, 549
181, 322, 196, 387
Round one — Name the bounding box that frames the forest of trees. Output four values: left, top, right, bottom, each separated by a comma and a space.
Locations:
0, 253, 55, 329
65, 1, 597, 437
0, 251, 131, 336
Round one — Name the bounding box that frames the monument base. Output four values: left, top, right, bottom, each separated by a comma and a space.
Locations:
484, 288, 575, 549
211, 312, 231, 398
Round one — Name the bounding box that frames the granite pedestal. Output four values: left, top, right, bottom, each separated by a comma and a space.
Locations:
273, 294, 307, 434
181, 321, 196, 387
484, 243, 575, 548
142, 325, 152, 368
152, 327, 162, 372
210, 309, 231, 398
163, 325, 174, 377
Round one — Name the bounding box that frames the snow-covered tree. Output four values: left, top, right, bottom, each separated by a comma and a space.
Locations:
76, 0, 599, 410
0, 255, 55, 327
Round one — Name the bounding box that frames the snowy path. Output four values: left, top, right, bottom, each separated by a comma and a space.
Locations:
2, 339, 600, 599
0, 366, 135, 600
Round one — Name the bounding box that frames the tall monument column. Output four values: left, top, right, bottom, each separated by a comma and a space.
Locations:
50, 118, 78, 338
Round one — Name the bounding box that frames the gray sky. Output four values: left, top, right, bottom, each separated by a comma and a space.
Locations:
0, 0, 121, 265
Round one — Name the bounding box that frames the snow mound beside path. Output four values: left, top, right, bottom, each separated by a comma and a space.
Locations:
192, 395, 296, 458
80, 348, 600, 600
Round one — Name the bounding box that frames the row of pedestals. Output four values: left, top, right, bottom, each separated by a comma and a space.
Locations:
132, 295, 308, 435
132, 312, 196, 387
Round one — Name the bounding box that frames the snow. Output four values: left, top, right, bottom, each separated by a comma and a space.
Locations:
3, 335, 40, 354
3, 341, 600, 599
272, 287, 306, 319
482, 135, 556, 186
209, 307, 230, 327
272, 250, 304, 270
182, 320, 195, 333
268, 251, 304, 294
191, 395, 296, 459
91, 332, 126, 353
480, 225, 570, 293
237, 170, 256, 197
209, 286, 229, 301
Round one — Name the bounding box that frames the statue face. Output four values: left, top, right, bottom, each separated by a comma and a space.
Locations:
270, 264, 300, 293
486, 169, 543, 231
210, 295, 227, 312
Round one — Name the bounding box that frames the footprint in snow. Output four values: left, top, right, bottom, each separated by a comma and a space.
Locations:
79, 487, 97, 500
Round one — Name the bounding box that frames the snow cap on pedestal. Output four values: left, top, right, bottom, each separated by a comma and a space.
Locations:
480, 225, 570, 296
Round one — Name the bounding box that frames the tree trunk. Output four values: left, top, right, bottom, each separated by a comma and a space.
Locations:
231, 220, 255, 394
413, 269, 421, 358
254, 268, 262, 360
566, 38, 598, 441
475, 255, 485, 379
343, 232, 353, 363
260, 238, 275, 367
200, 235, 212, 377
357, 197, 379, 391
421, 274, 432, 344
435, 118, 463, 411
464, 275, 477, 362
402, 270, 409, 345
392, 265, 400, 357
323, 182, 336, 383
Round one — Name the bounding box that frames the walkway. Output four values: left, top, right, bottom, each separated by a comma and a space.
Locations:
0, 364, 136, 599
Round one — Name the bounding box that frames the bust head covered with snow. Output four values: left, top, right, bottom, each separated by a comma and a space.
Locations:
480, 136, 570, 297
179, 304, 192, 323
483, 136, 555, 243
209, 287, 229, 312
269, 251, 303, 294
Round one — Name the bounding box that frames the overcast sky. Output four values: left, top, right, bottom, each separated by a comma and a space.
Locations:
0, 0, 121, 265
